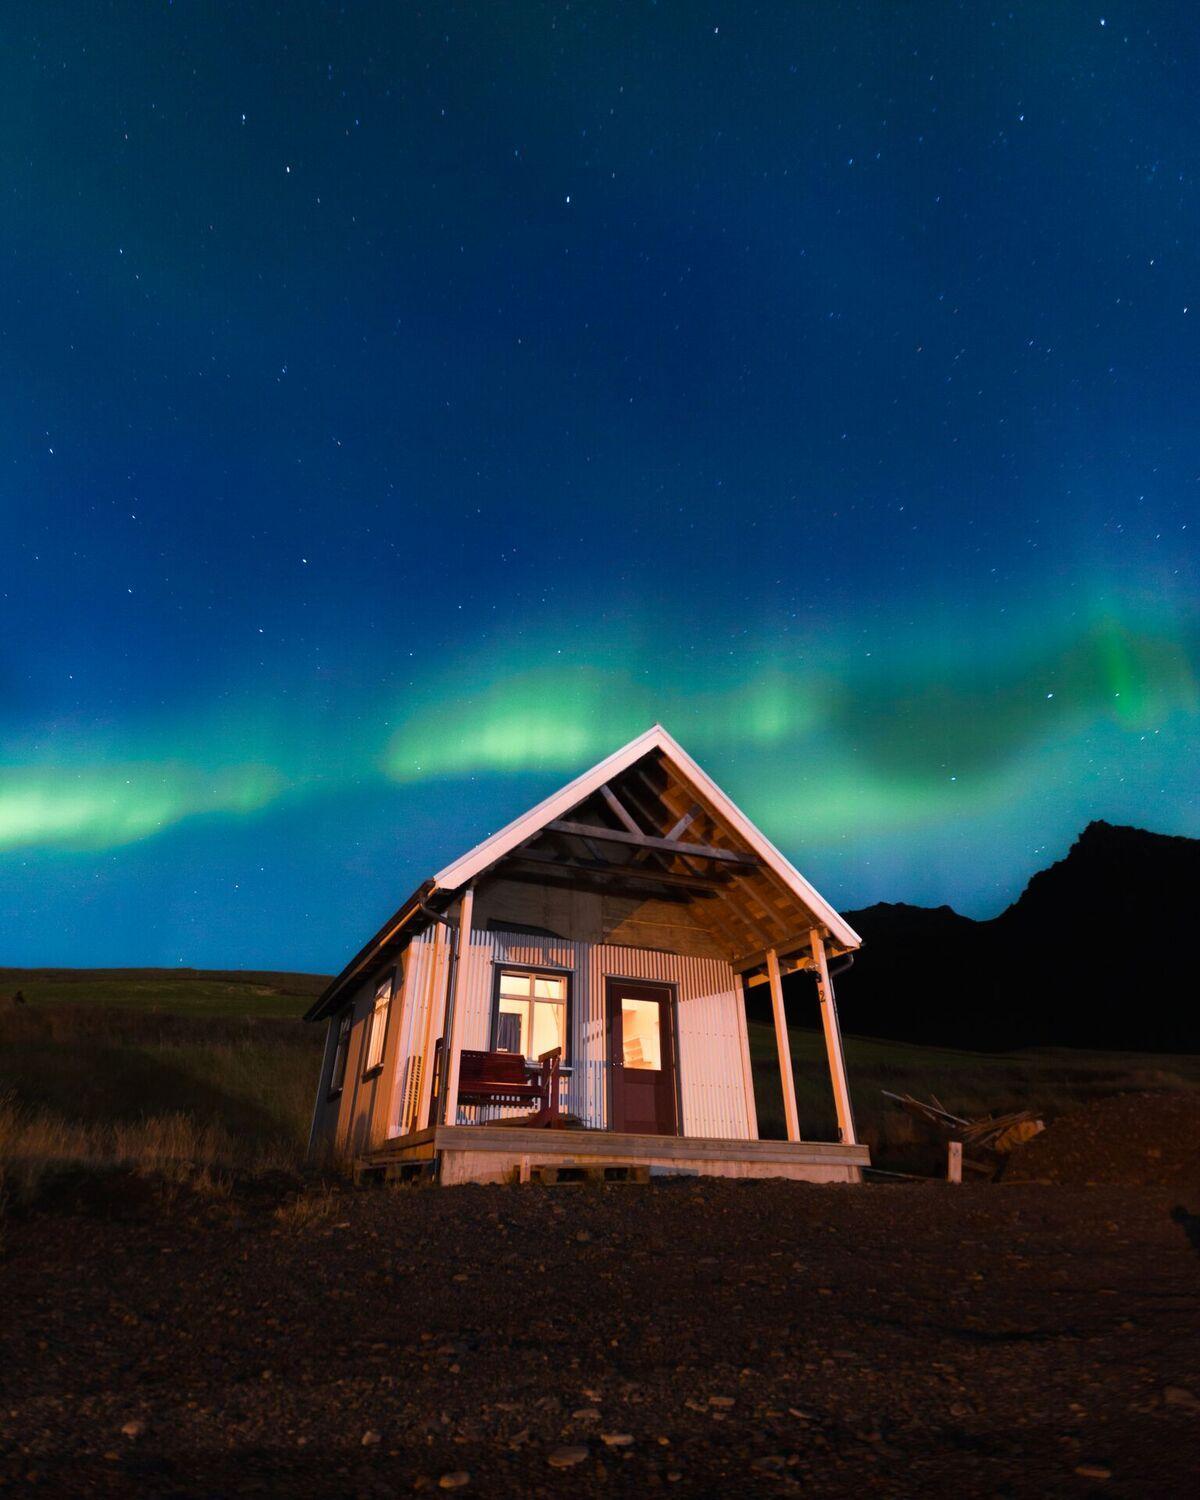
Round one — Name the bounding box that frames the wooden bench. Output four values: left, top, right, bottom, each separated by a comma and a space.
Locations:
457, 1047, 562, 1127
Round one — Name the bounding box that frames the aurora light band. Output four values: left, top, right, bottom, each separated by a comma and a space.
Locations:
2, 5, 1197, 968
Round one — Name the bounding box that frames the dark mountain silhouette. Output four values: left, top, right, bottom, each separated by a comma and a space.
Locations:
760, 822, 1200, 1053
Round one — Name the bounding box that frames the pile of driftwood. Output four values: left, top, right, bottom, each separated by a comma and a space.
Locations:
883, 1091, 1044, 1179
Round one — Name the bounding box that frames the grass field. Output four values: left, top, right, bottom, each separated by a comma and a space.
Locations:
2, 968, 1198, 1194
0, 967, 328, 1018
0, 971, 329, 1199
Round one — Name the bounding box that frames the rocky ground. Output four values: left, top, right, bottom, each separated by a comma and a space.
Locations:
1, 1172, 1197, 1498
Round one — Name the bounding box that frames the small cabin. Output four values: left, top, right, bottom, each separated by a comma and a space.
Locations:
305, 726, 869, 1185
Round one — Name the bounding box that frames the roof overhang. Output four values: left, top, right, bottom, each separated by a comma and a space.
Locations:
306, 725, 860, 1022
303, 879, 438, 1022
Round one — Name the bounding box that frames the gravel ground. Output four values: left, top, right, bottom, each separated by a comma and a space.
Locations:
1, 1173, 1197, 1497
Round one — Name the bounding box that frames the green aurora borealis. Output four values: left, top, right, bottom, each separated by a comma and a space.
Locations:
3, 4, 1199, 966
4, 592, 1196, 963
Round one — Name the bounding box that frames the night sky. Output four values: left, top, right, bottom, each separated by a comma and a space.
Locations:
4, 3, 1198, 970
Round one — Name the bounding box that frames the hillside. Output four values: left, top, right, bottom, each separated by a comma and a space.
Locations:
0, 967, 330, 1019
806, 821, 1200, 1053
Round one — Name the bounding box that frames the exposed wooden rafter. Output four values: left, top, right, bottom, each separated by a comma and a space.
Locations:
599, 779, 685, 877
598, 782, 643, 835
732, 930, 825, 975
545, 819, 760, 867
501, 865, 699, 905
716, 885, 781, 949
664, 804, 701, 841
505, 849, 728, 892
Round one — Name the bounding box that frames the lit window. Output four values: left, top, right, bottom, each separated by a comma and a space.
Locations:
621, 997, 662, 1070
364, 973, 393, 1073
494, 968, 568, 1062
329, 1010, 352, 1094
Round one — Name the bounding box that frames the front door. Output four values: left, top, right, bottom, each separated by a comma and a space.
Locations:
606, 979, 678, 1135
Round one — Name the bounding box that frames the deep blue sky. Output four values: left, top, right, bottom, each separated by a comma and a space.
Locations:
3, 3, 1197, 970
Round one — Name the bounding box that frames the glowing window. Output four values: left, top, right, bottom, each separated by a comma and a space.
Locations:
495, 969, 568, 1062
621, 997, 662, 1071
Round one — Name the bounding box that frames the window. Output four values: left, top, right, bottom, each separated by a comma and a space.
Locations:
621, 996, 662, 1070
493, 968, 569, 1063
364, 973, 393, 1074
329, 1010, 352, 1095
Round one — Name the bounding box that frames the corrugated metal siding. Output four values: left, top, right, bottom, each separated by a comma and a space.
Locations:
391, 930, 445, 1134
401, 926, 753, 1140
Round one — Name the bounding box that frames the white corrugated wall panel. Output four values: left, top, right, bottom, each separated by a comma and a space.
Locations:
393, 927, 753, 1140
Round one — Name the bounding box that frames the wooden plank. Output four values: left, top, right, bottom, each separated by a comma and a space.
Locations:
731, 930, 822, 974
733, 964, 760, 1141
665, 805, 700, 840
767, 948, 802, 1143
615, 779, 696, 872
811, 929, 858, 1146
506, 849, 727, 891
431, 1125, 868, 1165
546, 819, 760, 867
414, 924, 448, 1131
441, 887, 475, 1126
502, 865, 699, 905
714, 884, 780, 947
598, 782, 644, 835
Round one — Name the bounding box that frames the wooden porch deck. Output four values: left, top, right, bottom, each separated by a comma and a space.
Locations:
357, 1125, 869, 1186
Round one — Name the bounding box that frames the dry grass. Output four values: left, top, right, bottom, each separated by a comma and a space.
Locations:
0, 1000, 326, 1223
272, 1184, 340, 1232
0, 1092, 305, 1209
0, 1003, 321, 1184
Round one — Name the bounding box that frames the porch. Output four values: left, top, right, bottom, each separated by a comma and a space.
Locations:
356, 1123, 869, 1187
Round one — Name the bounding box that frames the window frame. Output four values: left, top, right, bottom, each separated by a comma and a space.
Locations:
327, 1008, 353, 1099
488, 962, 573, 1069
362, 969, 396, 1079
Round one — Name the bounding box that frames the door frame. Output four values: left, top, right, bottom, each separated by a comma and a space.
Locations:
604, 975, 682, 1137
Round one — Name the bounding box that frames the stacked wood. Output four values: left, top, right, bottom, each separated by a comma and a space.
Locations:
882, 1091, 1044, 1177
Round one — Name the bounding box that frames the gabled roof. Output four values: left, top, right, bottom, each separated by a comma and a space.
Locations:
306, 724, 859, 1021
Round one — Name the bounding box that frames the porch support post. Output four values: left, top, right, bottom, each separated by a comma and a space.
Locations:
811, 929, 857, 1146
441, 886, 475, 1126
766, 946, 802, 1143
414, 922, 448, 1131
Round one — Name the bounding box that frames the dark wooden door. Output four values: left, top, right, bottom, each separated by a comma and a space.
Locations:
606, 980, 678, 1136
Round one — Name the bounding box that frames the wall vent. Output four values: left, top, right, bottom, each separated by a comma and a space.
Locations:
401, 1054, 423, 1132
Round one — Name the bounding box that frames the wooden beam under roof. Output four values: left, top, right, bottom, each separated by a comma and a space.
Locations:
594, 774, 766, 956
505, 849, 729, 892
655, 771, 810, 919
628, 799, 703, 871
731, 929, 825, 974
598, 782, 643, 835
664, 804, 700, 841
501, 865, 701, 905
716, 884, 782, 949
637, 771, 734, 879
545, 819, 760, 867
600, 777, 687, 877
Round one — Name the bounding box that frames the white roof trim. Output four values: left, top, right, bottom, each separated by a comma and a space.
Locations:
433, 724, 861, 952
